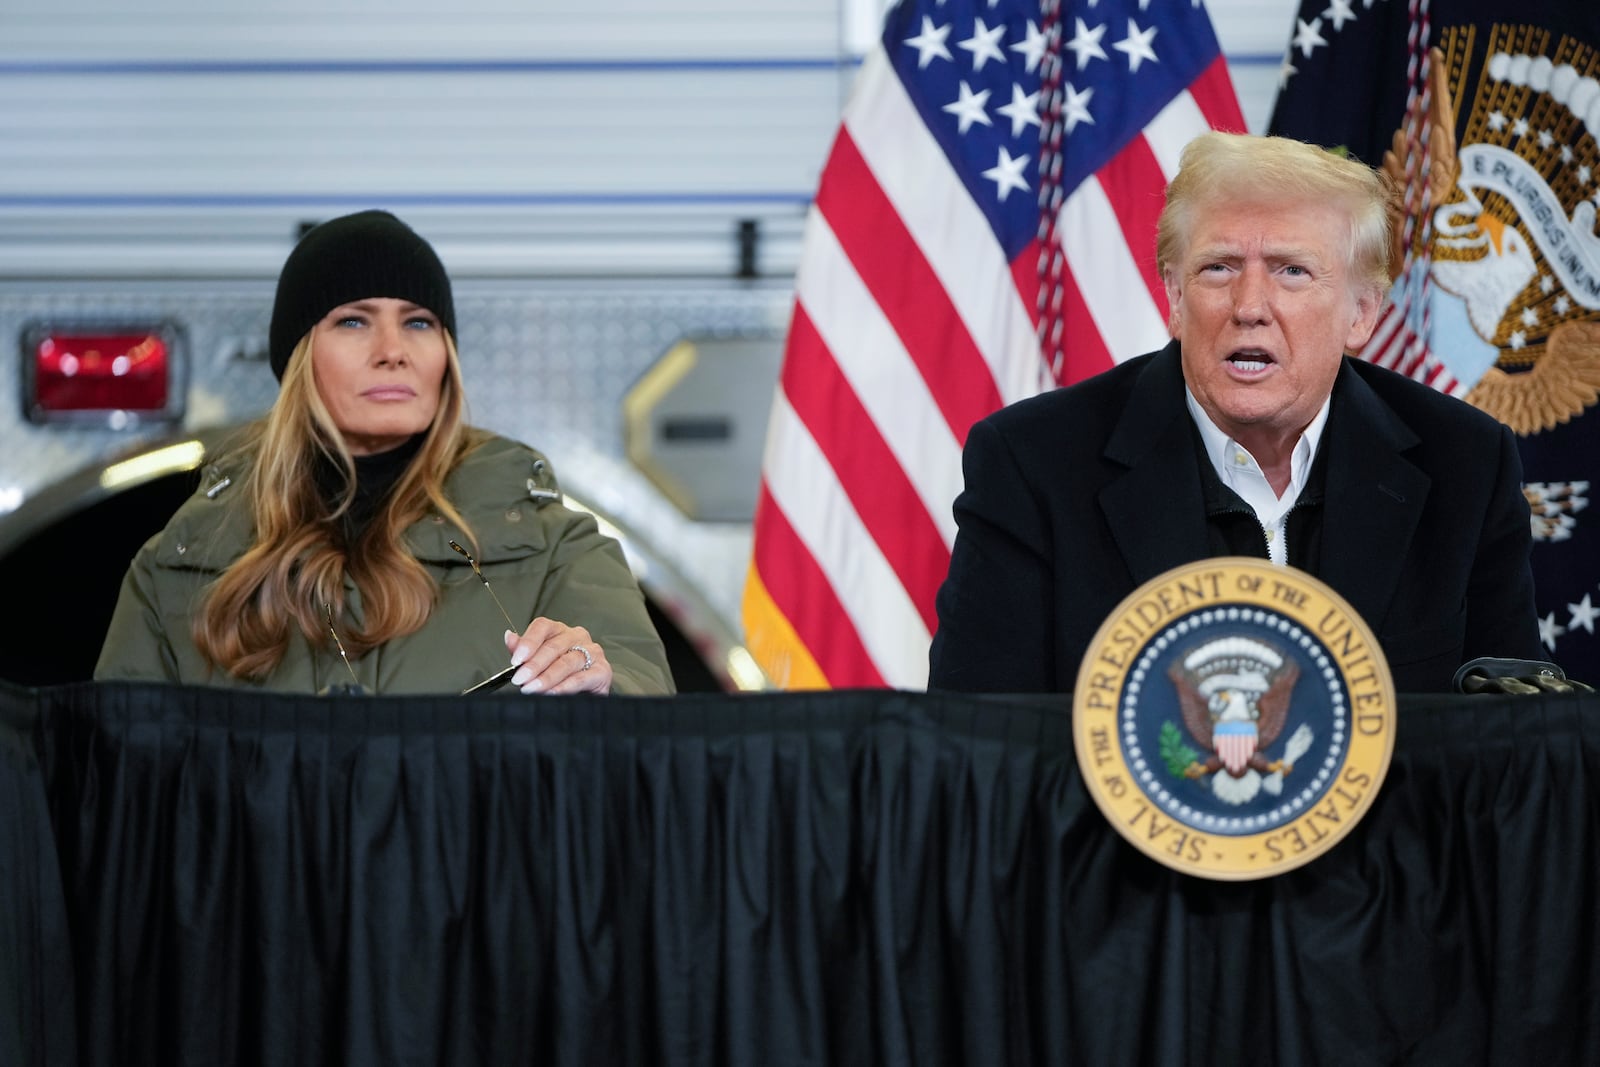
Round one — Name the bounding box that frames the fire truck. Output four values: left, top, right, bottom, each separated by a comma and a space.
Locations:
0, 0, 1286, 689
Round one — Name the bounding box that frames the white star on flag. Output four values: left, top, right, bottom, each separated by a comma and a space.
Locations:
1063, 82, 1096, 133
982, 146, 1031, 201
1293, 17, 1328, 58
904, 17, 953, 68
1541, 612, 1568, 649
1570, 594, 1600, 635
943, 81, 993, 134
996, 84, 1042, 138
1322, 0, 1357, 31
959, 18, 1007, 70
1114, 19, 1159, 73
1067, 18, 1109, 69
1009, 20, 1048, 73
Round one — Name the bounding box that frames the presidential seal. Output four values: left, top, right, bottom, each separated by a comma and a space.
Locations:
1072, 558, 1396, 881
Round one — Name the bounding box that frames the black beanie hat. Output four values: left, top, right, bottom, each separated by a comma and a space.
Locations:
267, 210, 456, 381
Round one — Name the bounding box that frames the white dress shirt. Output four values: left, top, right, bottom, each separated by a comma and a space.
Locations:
1184, 388, 1331, 566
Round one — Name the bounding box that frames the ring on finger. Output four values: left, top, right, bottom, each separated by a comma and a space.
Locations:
568, 645, 594, 671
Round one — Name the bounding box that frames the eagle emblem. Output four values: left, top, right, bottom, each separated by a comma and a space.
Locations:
1165, 637, 1312, 806
1073, 559, 1397, 879
1378, 32, 1600, 435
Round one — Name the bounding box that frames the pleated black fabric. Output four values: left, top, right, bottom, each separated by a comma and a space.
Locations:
0, 691, 77, 1067
4, 681, 1599, 1066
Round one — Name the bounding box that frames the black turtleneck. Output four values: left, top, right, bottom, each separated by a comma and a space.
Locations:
318, 434, 425, 544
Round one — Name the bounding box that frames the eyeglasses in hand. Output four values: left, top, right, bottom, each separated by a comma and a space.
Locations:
315, 543, 527, 696
450, 539, 525, 695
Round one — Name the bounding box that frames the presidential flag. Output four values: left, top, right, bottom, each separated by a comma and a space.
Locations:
743, 0, 1244, 689
1270, 0, 1600, 684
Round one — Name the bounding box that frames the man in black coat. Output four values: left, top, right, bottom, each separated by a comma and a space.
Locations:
928, 132, 1542, 695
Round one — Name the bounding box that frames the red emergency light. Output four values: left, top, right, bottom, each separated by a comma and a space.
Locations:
23, 323, 183, 424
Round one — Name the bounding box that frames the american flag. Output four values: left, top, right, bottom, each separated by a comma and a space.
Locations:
743, 0, 1245, 689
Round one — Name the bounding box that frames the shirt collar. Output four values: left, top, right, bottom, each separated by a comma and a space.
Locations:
1183, 387, 1332, 500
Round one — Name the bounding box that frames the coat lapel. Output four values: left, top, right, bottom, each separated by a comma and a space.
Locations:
1313, 360, 1430, 630
1098, 343, 1214, 584
1094, 348, 1432, 627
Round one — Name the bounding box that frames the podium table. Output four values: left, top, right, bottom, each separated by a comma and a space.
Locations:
4, 681, 1598, 1065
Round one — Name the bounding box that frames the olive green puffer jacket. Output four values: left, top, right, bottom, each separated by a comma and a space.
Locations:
94, 429, 675, 695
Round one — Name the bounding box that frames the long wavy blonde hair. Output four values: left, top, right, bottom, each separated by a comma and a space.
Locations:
193, 331, 478, 680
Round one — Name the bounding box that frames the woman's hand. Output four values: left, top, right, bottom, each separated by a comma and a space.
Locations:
504, 619, 612, 695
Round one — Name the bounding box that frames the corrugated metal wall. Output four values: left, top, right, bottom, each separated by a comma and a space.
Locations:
0, 0, 850, 276
0, 0, 1300, 278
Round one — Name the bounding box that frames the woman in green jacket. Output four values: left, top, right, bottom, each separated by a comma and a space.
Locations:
95, 210, 673, 696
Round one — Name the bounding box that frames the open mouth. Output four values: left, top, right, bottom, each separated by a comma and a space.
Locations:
1226, 350, 1274, 374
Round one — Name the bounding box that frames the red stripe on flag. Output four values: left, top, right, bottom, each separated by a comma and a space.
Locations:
751, 487, 886, 688
1055, 262, 1117, 386
1365, 305, 1405, 369
781, 307, 949, 633
1096, 136, 1171, 323
816, 129, 1006, 442
1188, 55, 1248, 132
1011, 237, 1043, 334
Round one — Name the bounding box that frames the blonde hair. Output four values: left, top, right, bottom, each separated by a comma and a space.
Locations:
193, 330, 478, 680
1156, 131, 1393, 295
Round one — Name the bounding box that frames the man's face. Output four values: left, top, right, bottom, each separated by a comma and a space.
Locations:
1165, 197, 1381, 449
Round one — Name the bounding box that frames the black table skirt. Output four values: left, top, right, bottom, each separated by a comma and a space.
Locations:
4, 681, 1598, 1066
